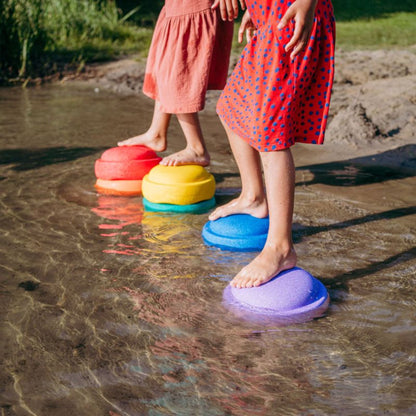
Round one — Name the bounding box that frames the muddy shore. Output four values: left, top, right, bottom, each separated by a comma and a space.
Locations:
63, 47, 416, 169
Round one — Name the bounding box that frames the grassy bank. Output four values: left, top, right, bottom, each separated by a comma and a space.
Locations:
1, 0, 415, 84
336, 12, 416, 49
0, 0, 152, 84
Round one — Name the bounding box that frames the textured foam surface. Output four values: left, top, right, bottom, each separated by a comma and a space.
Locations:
100, 145, 159, 162
143, 197, 216, 213
202, 214, 269, 251
142, 165, 215, 205
94, 145, 161, 181
223, 267, 329, 321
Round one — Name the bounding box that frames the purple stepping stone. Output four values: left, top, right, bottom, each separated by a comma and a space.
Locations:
223, 267, 329, 324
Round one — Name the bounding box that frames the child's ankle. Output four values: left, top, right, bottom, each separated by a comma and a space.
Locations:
187, 144, 208, 157
241, 192, 266, 206
264, 241, 295, 255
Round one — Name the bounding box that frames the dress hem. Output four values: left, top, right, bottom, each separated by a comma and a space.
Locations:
217, 112, 325, 152
143, 89, 207, 114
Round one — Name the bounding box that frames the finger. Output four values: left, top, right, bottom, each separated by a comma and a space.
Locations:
211, 0, 220, 9
226, 0, 236, 20
247, 28, 254, 43
238, 16, 248, 41
232, 0, 239, 18
290, 38, 307, 59
214, 0, 227, 20
239, 0, 246, 10
238, 24, 245, 43
284, 20, 304, 51
277, 8, 294, 30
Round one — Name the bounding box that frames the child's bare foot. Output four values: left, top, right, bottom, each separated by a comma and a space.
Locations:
231, 244, 297, 288
208, 195, 268, 221
159, 147, 210, 167
117, 131, 167, 152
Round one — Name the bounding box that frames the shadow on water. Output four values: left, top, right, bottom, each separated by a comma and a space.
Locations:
212, 172, 240, 184
296, 142, 416, 289
0, 146, 105, 171
212, 145, 416, 297
293, 206, 416, 243
299, 206, 416, 295
323, 246, 416, 296
214, 145, 416, 187
297, 144, 416, 187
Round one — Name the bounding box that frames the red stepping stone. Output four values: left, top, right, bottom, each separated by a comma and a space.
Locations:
94, 145, 161, 196
94, 145, 161, 181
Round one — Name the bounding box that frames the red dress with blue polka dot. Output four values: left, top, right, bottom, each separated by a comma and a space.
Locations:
216, 0, 335, 152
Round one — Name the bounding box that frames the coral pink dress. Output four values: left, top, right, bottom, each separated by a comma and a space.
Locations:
217, 0, 335, 151
143, 0, 234, 114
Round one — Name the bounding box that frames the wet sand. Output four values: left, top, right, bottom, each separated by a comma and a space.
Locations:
0, 47, 415, 415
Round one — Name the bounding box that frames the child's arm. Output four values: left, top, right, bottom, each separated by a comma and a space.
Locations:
211, 0, 246, 21
277, 0, 318, 59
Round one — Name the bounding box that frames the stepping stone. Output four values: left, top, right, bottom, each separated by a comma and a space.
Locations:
94, 145, 161, 195
223, 267, 329, 323
202, 214, 269, 251
142, 164, 215, 208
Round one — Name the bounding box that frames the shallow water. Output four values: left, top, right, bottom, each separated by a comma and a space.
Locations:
0, 84, 415, 416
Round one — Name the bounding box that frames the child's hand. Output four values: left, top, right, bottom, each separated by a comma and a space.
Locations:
277, 0, 318, 59
238, 10, 256, 43
211, 0, 246, 21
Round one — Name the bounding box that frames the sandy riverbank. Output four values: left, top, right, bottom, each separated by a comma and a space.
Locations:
64, 47, 416, 168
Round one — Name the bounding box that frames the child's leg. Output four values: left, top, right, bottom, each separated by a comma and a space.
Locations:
160, 112, 210, 166
231, 148, 297, 288
208, 122, 268, 220
118, 101, 170, 151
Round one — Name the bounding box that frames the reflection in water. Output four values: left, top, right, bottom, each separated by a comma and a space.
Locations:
122, 284, 319, 415
1, 85, 415, 415
92, 195, 144, 255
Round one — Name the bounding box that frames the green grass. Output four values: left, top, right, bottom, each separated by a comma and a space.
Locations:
336, 12, 416, 49
0, 0, 152, 83
328, 0, 416, 49
331, 0, 415, 21
50, 27, 152, 64
1, 0, 415, 84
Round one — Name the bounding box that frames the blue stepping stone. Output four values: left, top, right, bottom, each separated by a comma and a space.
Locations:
202, 214, 269, 251
143, 196, 216, 214
223, 267, 329, 324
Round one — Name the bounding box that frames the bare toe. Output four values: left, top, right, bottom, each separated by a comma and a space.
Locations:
118, 137, 138, 146
230, 246, 297, 289
208, 197, 268, 221
161, 148, 210, 167
117, 133, 166, 152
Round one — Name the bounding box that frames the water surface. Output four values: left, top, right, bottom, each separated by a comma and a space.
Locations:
0, 84, 415, 415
